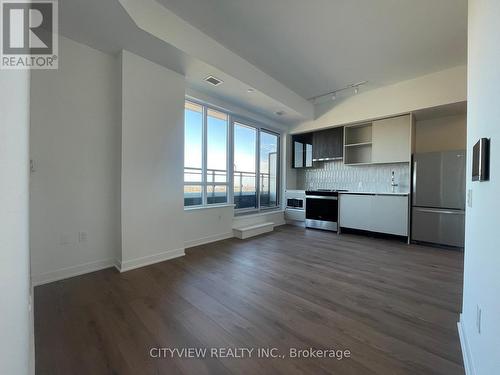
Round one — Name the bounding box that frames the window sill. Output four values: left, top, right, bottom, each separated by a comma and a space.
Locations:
184, 204, 235, 212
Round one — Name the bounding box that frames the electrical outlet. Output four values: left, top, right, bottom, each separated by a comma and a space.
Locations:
467, 189, 473, 208
59, 234, 71, 245
476, 305, 482, 334
78, 231, 88, 243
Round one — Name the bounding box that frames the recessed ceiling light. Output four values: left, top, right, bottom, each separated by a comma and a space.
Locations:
247, 88, 255, 93
204, 75, 223, 86
275, 110, 285, 116
331, 94, 337, 101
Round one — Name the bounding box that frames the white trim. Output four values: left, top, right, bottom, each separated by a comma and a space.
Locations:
458, 316, 476, 375
31, 258, 115, 286
185, 232, 234, 249
117, 247, 185, 273
184, 203, 235, 211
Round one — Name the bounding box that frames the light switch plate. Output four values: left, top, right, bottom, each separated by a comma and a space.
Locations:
59, 234, 71, 245
78, 231, 88, 243
467, 189, 473, 208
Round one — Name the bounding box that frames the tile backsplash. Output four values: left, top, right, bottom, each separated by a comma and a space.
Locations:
296, 160, 410, 193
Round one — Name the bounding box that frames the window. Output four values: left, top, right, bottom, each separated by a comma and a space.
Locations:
233, 123, 257, 209
184, 102, 203, 206
206, 109, 228, 204
184, 100, 280, 211
259, 130, 279, 208
184, 101, 229, 206
233, 122, 280, 211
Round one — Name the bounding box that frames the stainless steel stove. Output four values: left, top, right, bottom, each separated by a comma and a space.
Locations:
305, 190, 348, 231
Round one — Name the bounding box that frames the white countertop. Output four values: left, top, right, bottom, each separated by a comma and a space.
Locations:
285, 189, 409, 196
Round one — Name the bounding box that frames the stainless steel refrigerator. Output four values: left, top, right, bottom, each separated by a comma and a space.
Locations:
411, 150, 466, 247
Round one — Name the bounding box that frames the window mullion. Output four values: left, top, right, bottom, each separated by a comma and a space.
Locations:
256, 128, 260, 211
202, 105, 208, 205
228, 116, 234, 206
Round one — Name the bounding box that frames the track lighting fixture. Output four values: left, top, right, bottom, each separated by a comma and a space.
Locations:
308, 81, 368, 103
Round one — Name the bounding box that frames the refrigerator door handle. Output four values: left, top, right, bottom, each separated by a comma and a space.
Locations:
414, 208, 465, 215
412, 160, 417, 205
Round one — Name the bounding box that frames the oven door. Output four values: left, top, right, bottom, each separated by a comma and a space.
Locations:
305, 196, 338, 231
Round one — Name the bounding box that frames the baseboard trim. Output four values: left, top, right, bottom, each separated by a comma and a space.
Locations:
117, 247, 185, 273
184, 232, 234, 249
31, 258, 115, 286
458, 316, 475, 375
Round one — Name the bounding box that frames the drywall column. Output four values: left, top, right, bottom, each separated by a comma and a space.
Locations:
30, 36, 121, 285
460, 1, 500, 374
0, 71, 32, 374
120, 50, 185, 271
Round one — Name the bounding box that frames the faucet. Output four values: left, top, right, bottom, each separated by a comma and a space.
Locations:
391, 171, 398, 192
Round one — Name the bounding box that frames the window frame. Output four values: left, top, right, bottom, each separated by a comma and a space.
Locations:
184, 98, 281, 212
184, 100, 231, 208
232, 117, 281, 214
259, 128, 281, 211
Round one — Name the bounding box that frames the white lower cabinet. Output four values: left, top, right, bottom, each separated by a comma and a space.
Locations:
371, 195, 408, 236
340, 194, 408, 236
338, 194, 372, 230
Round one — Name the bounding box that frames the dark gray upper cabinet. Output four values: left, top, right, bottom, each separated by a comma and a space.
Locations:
312, 127, 344, 161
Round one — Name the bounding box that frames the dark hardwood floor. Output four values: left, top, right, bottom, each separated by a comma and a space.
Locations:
35, 225, 464, 375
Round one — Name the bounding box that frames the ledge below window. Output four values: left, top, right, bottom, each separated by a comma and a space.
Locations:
234, 208, 284, 218
184, 204, 236, 212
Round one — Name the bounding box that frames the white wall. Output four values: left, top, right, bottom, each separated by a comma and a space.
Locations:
120, 50, 186, 271
0, 71, 32, 374
184, 206, 235, 248
29, 36, 289, 284
30, 36, 121, 285
460, 1, 500, 374
415, 114, 467, 153
292, 65, 467, 134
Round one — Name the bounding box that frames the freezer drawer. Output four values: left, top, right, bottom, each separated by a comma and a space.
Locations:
411, 207, 465, 247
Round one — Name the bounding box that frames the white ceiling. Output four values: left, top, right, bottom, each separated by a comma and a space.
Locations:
158, 0, 467, 99
59, 0, 467, 125
57, 0, 310, 124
